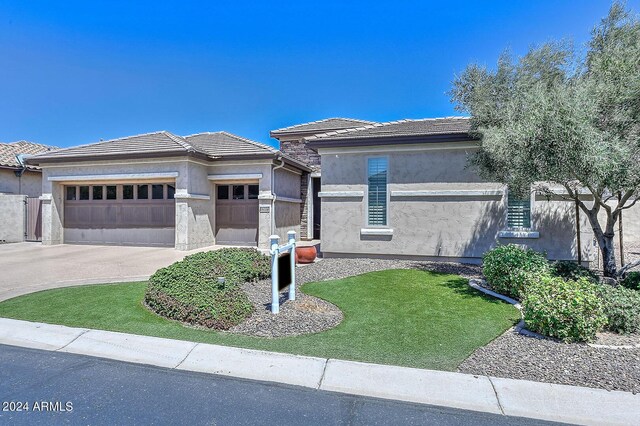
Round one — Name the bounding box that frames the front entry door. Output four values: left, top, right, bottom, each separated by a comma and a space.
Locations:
312, 177, 321, 240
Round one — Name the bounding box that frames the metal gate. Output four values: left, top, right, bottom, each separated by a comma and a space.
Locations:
25, 197, 42, 241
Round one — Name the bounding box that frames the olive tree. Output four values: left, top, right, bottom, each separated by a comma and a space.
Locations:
450, 3, 640, 278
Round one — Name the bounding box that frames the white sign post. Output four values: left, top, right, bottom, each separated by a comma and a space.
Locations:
270, 230, 296, 314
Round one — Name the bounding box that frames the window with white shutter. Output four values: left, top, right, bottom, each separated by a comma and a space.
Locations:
507, 191, 531, 228
367, 157, 388, 226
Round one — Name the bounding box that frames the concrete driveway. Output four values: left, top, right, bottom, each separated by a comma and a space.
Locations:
0, 242, 216, 301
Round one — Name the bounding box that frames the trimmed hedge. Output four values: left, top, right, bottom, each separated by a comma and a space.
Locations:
598, 284, 640, 334
144, 248, 270, 329
482, 245, 550, 299
550, 260, 598, 283
522, 276, 607, 343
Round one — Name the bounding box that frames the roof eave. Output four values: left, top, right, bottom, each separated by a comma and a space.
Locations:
0, 164, 41, 172
25, 150, 209, 166
305, 133, 479, 151
271, 127, 367, 139
214, 153, 312, 172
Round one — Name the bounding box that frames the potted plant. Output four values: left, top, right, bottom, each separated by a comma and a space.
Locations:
295, 245, 317, 264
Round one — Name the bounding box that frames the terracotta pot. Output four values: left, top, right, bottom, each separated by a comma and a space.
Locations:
295, 246, 317, 264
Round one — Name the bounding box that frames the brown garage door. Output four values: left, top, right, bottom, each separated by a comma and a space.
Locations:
63, 183, 175, 247
215, 184, 259, 246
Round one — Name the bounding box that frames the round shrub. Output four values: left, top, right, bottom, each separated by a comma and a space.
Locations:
598, 284, 640, 334
550, 260, 598, 283
522, 276, 607, 343
144, 248, 270, 330
482, 244, 550, 299
620, 271, 640, 291
181, 248, 271, 284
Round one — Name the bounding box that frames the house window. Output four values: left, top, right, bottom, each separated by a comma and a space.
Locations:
152, 184, 164, 200
123, 185, 134, 200
66, 186, 77, 201
106, 186, 117, 200
248, 184, 259, 199
79, 186, 90, 200
167, 184, 175, 200
507, 191, 532, 229
233, 185, 245, 200
217, 185, 229, 200
137, 185, 149, 199
92, 186, 103, 200
367, 157, 388, 226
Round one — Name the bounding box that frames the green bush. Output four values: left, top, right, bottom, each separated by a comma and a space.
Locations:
482, 245, 550, 299
522, 276, 607, 343
620, 271, 640, 291
144, 248, 270, 329
181, 248, 271, 284
598, 284, 640, 334
550, 260, 598, 283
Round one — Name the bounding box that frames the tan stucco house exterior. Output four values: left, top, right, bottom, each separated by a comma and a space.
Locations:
26, 131, 309, 250
14, 117, 638, 265
274, 116, 639, 266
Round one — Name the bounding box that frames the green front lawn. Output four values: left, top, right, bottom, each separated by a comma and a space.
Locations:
0, 269, 519, 371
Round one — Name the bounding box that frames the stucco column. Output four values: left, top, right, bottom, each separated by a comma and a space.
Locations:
257, 193, 273, 249
41, 182, 64, 245
174, 196, 215, 251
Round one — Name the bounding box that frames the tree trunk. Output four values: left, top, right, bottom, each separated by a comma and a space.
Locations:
600, 232, 618, 278
584, 207, 618, 278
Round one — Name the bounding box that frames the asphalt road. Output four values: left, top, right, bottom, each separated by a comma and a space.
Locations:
0, 345, 562, 426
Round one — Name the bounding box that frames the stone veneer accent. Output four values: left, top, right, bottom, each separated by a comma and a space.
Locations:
299, 173, 309, 238
280, 140, 321, 172
280, 138, 319, 240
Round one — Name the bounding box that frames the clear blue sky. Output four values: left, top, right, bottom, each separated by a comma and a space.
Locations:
1, 1, 637, 149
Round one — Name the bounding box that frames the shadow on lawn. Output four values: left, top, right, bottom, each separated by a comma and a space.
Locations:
409, 262, 483, 279
433, 275, 513, 307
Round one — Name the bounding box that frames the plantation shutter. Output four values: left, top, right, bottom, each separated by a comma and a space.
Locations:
507, 193, 531, 228
367, 158, 388, 226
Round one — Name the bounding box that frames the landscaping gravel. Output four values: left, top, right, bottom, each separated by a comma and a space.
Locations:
230, 258, 483, 338
229, 279, 343, 338
458, 330, 640, 394
595, 331, 640, 347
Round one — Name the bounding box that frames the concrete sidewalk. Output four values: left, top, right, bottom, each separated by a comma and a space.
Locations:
0, 318, 638, 426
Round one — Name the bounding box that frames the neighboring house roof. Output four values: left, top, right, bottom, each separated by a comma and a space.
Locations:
0, 141, 58, 170
304, 117, 475, 149
270, 118, 377, 137
26, 130, 310, 171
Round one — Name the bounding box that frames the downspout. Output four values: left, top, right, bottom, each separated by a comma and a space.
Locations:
271, 156, 285, 235
15, 154, 27, 195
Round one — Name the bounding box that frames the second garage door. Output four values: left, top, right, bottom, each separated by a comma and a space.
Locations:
215, 183, 259, 246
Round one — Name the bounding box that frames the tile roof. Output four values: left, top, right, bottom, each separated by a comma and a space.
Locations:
271, 118, 377, 135
26, 130, 310, 171
304, 117, 472, 142
28, 131, 194, 161
0, 141, 58, 169
184, 131, 278, 157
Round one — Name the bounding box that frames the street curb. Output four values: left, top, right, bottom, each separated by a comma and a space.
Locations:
0, 318, 639, 425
